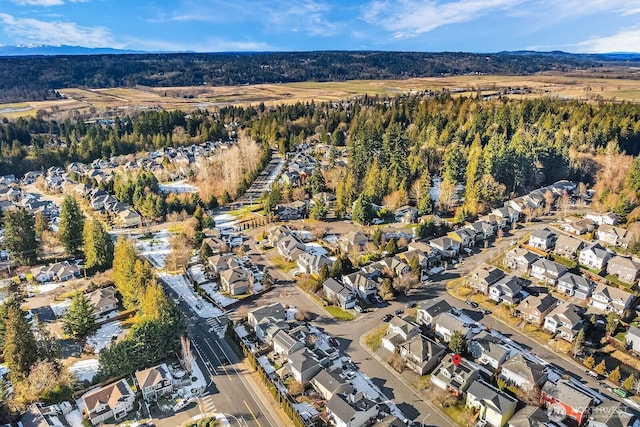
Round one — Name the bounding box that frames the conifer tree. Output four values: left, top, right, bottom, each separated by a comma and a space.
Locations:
63, 293, 97, 339
3, 307, 38, 380
113, 237, 139, 309
4, 207, 38, 265
84, 219, 114, 273
59, 195, 85, 255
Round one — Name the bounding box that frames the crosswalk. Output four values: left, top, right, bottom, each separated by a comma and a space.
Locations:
206, 316, 227, 338
199, 392, 217, 415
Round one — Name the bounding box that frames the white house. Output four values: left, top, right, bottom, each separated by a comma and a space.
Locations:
578, 243, 612, 270
81, 379, 135, 425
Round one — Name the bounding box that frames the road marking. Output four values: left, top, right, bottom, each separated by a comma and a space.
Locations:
244, 400, 263, 427
203, 338, 232, 380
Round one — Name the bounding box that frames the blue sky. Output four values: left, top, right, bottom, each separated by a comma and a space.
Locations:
1, 0, 640, 53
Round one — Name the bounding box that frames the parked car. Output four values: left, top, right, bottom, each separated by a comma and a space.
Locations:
614, 388, 630, 398
354, 304, 364, 313
374, 295, 384, 304
404, 302, 416, 308
586, 370, 599, 378
393, 309, 404, 316
480, 308, 492, 315
465, 300, 479, 308
372, 218, 385, 225
381, 314, 392, 322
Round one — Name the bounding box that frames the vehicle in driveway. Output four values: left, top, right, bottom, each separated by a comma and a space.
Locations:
394, 309, 404, 316
465, 300, 479, 308
480, 308, 491, 315
381, 314, 392, 322
354, 304, 364, 313
404, 302, 416, 308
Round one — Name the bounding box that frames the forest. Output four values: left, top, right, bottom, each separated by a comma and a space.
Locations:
0, 50, 623, 103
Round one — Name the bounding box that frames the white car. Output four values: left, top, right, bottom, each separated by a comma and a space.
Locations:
372, 218, 384, 225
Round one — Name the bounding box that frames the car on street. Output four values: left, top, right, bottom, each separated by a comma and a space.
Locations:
404, 302, 417, 308
480, 308, 492, 315
393, 309, 404, 316
381, 314, 392, 322
465, 300, 479, 308
354, 304, 364, 313
586, 370, 599, 378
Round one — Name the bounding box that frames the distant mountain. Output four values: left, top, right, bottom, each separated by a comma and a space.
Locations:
502, 50, 640, 61
0, 44, 143, 56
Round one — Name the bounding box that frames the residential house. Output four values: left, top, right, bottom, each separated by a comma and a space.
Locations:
469, 331, 511, 370
381, 316, 420, 352
21, 402, 72, 427
434, 312, 476, 342
587, 400, 640, 427
466, 380, 518, 427
339, 231, 369, 253
322, 278, 356, 309
596, 224, 629, 248
247, 303, 288, 342
480, 213, 507, 230
277, 234, 306, 261
399, 334, 447, 375
586, 212, 618, 226
266, 225, 292, 246
466, 220, 496, 242
431, 354, 480, 396
606, 256, 640, 284
528, 228, 556, 251
326, 392, 379, 427
285, 348, 326, 384
517, 294, 559, 325
342, 271, 377, 300
394, 205, 418, 223
590, 283, 635, 315
448, 228, 476, 249
408, 241, 442, 267
275, 200, 307, 220
540, 380, 594, 426
530, 259, 567, 285
86, 286, 119, 318
310, 367, 353, 400
135, 363, 173, 402
220, 268, 250, 296
627, 326, 640, 354
554, 235, 584, 259
467, 264, 505, 295
297, 253, 334, 275
117, 209, 142, 228
489, 275, 523, 304
507, 406, 552, 427
544, 303, 585, 342
499, 353, 547, 392
272, 329, 305, 356
416, 299, 452, 327
429, 236, 461, 259
557, 272, 593, 301
562, 217, 595, 236
579, 243, 612, 271
398, 249, 437, 275
504, 248, 540, 274
206, 254, 235, 274
375, 257, 410, 277
493, 206, 519, 224
31, 261, 81, 283
508, 197, 529, 214
81, 379, 135, 425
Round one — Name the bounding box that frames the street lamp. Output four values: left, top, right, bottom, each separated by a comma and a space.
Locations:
422, 413, 432, 427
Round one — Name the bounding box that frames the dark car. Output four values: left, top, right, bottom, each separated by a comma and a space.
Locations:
465, 300, 479, 308
381, 314, 392, 322
394, 309, 404, 316
404, 302, 417, 308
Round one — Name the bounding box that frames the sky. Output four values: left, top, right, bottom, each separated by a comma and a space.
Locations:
1, 0, 640, 53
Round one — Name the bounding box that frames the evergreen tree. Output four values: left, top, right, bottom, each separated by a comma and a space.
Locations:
310, 200, 329, 220
449, 330, 468, 355
584, 354, 595, 370
594, 359, 607, 376
34, 320, 60, 362
199, 240, 213, 264
34, 211, 50, 236
4, 207, 38, 265
571, 328, 585, 356
418, 192, 433, 216
385, 239, 398, 255
59, 195, 85, 255
306, 165, 326, 196
317, 264, 329, 284
140, 280, 172, 322
3, 307, 38, 380
623, 374, 636, 391
606, 311, 619, 336
380, 279, 395, 301
63, 293, 97, 339
221, 190, 231, 204
113, 237, 139, 309
0, 298, 21, 351
84, 219, 114, 273
372, 227, 382, 245
352, 196, 373, 225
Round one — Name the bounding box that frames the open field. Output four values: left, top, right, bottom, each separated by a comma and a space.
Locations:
4, 74, 640, 118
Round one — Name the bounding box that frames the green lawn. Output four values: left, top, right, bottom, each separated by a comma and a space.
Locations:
606, 274, 634, 289
551, 254, 578, 269
325, 305, 355, 321
363, 324, 389, 351
270, 256, 298, 273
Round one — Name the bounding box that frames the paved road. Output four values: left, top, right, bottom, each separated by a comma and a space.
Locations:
154, 275, 283, 427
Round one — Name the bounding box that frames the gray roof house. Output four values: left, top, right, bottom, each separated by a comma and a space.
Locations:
467, 264, 506, 294
322, 278, 356, 309
434, 312, 476, 342
285, 348, 326, 384
590, 283, 635, 315
504, 248, 540, 274
310, 367, 353, 401
597, 224, 629, 248
626, 326, 640, 354
553, 234, 584, 259
399, 334, 447, 375
135, 363, 173, 402
297, 252, 334, 275
489, 275, 523, 304
466, 380, 518, 427
326, 392, 379, 427
382, 316, 420, 352
579, 243, 613, 271
517, 293, 559, 325
543, 303, 585, 342
499, 353, 547, 392
272, 329, 305, 356
507, 406, 551, 427
528, 228, 556, 251
606, 256, 640, 284
416, 299, 452, 327
431, 354, 480, 397
342, 271, 377, 300
530, 258, 567, 285
587, 400, 640, 427
556, 272, 593, 301
468, 331, 511, 370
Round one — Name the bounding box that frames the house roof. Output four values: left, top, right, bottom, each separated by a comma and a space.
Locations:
86, 286, 119, 311
501, 353, 546, 386
287, 348, 321, 375
467, 380, 517, 413
507, 405, 550, 427
249, 302, 287, 325
608, 255, 640, 271
470, 264, 505, 286
518, 294, 558, 316
587, 400, 638, 427
272, 329, 300, 352
311, 367, 352, 395
557, 272, 591, 290
530, 228, 555, 241
471, 331, 510, 362
341, 231, 368, 246
628, 325, 640, 340
435, 312, 469, 332
546, 302, 584, 327
327, 393, 377, 423
592, 282, 633, 304
491, 275, 522, 294
505, 248, 540, 264
418, 299, 452, 319
581, 242, 612, 260
542, 380, 593, 411
554, 234, 583, 251
82, 379, 133, 413
400, 334, 446, 363
531, 259, 567, 275
135, 363, 170, 389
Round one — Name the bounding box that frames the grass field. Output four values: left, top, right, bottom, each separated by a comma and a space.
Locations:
324, 305, 355, 321
6, 74, 640, 119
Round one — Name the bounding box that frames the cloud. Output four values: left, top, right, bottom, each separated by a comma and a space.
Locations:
0, 13, 116, 47
361, 0, 521, 38
575, 28, 640, 53
122, 36, 275, 53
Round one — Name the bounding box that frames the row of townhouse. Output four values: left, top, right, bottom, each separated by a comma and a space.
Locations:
206, 252, 262, 296
77, 186, 143, 228
408, 299, 619, 427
